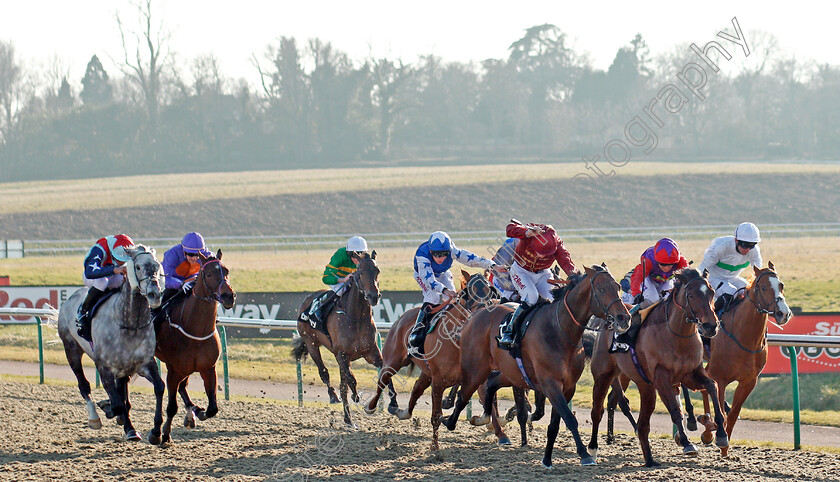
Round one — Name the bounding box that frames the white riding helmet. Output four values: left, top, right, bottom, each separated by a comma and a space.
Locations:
346, 236, 368, 253
734, 222, 761, 243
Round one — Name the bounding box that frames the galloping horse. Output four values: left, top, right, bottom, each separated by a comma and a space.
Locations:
57, 245, 166, 443
693, 262, 792, 454
364, 270, 511, 450
292, 252, 392, 428
442, 265, 631, 468
588, 268, 729, 467
155, 250, 236, 444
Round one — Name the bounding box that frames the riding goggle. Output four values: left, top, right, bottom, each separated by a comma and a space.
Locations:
185, 252, 200, 258
431, 251, 450, 258
737, 241, 757, 250
658, 262, 676, 268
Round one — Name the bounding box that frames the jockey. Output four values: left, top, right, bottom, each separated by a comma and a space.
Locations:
497, 220, 577, 350
301, 236, 369, 327
76, 234, 135, 341
611, 237, 689, 353
489, 237, 520, 303
161, 232, 213, 301
407, 231, 499, 357
697, 222, 763, 313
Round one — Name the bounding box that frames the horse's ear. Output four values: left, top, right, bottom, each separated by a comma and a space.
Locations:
601, 262, 607, 269
217, 249, 223, 261
371, 250, 377, 260
753, 265, 760, 276
702, 268, 709, 279
768, 260, 775, 271
459, 270, 469, 290
583, 266, 594, 277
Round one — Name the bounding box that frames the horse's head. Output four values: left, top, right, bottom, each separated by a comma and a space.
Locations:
584, 264, 631, 334
124, 245, 163, 309
352, 251, 380, 306
673, 268, 718, 338
196, 249, 236, 309
458, 269, 497, 312
751, 261, 792, 326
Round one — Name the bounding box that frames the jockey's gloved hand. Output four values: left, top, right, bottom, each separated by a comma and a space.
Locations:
181, 281, 195, 294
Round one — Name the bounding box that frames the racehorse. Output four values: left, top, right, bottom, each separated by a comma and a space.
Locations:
57, 245, 166, 443
155, 250, 236, 444
364, 270, 512, 450
690, 262, 792, 454
588, 268, 729, 467
292, 252, 392, 428
441, 264, 631, 468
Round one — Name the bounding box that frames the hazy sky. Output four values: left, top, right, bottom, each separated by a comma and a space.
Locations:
1, 1, 834, 85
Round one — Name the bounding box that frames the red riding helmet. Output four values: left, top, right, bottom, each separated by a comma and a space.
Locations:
653, 238, 681, 264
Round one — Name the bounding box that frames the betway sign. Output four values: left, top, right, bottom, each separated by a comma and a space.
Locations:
0, 287, 422, 325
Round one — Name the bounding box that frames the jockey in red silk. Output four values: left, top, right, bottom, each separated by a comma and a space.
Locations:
497, 220, 577, 350
76, 234, 135, 341
611, 237, 688, 353
162, 232, 213, 298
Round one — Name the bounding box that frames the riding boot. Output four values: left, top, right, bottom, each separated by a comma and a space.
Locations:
497, 302, 529, 350
76, 287, 105, 341
407, 303, 433, 358
610, 299, 652, 353
309, 291, 338, 328
714, 293, 734, 318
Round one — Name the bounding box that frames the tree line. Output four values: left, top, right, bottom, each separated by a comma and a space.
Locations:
1, 7, 838, 182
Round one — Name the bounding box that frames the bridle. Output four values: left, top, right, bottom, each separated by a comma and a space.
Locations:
668, 276, 714, 337
560, 269, 625, 331
746, 269, 784, 316
193, 259, 231, 303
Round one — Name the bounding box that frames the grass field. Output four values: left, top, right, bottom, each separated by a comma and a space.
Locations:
2, 161, 840, 214
3, 236, 838, 310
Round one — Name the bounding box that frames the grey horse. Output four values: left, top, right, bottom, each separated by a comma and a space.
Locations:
57, 245, 166, 443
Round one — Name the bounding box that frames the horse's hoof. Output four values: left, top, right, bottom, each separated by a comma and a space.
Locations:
184, 416, 196, 429
541, 461, 553, 469
716, 434, 730, 448
505, 407, 518, 423
329, 397, 340, 404
88, 418, 102, 430
116, 415, 125, 426
345, 422, 358, 430
469, 414, 490, 426
580, 456, 597, 466
687, 419, 698, 431
720, 445, 730, 457
196, 411, 209, 422
606, 436, 615, 445
441, 399, 454, 410
364, 405, 377, 415
125, 430, 141, 441
160, 433, 171, 445
683, 444, 699, 455
644, 460, 661, 468
497, 436, 511, 446
351, 393, 360, 403
589, 448, 598, 461
148, 432, 161, 445
396, 409, 411, 421
701, 430, 714, 445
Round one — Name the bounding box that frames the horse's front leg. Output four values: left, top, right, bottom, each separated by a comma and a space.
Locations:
116, 376, 141, 441
682, 385, 698, 431
161, 370, 184, 444
307, 340, 339, 404
364, 348, 399, 414
686, 367, 729, 452
196, 366, 219, 420
653, 366, 696, 456
335, 352, 357, 429
395, 371, 431, 420
139, 360, 165, 445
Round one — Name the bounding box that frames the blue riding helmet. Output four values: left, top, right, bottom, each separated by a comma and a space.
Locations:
181, 232, 206, 254
428, 231, 452, 252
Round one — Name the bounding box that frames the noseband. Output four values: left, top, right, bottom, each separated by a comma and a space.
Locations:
669, 277, 713, 336
129, 250, 160, 297
194, 259, 231, 303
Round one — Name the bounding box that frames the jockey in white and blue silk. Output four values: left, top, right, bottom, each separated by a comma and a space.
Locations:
76, 234, 135, 340
490, 237, 520, 302
407, 231, 496, 357
697, 222, 763, 300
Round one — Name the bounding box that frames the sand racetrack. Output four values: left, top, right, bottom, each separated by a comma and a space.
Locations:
1, 380, 838, 481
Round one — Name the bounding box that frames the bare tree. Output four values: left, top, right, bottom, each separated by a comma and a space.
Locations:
0, 40, 23, 145
116, 0, 172, 135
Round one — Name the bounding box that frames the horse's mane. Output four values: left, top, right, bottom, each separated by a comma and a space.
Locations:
549, 268, 589, 300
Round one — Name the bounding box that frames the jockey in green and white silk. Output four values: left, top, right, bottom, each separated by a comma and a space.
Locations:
697, 222, 763, 299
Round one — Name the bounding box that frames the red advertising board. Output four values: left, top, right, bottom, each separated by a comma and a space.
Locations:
764, 313, 840, 374
0, 287, 79, 322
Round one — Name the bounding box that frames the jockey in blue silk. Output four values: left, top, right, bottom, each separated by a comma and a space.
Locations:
76, 234, 135, 341
406, 231, 499, 358
697, 222, 763, 313
490, 237, 520, 302
161, 232, 213, 300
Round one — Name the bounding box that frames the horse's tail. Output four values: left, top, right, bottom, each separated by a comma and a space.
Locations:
291, 334, 308, 363
582, 329, 597, 360
42, 305, 60, 329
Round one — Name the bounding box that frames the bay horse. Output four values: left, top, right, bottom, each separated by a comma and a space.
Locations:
588, 268, 729, 467
154, 250, 236, 444
292, 252, 392, 428
441, 264, 631, 468
691, 262, 792, 455
364, 270, 512, 450
57, 245, 166, 443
